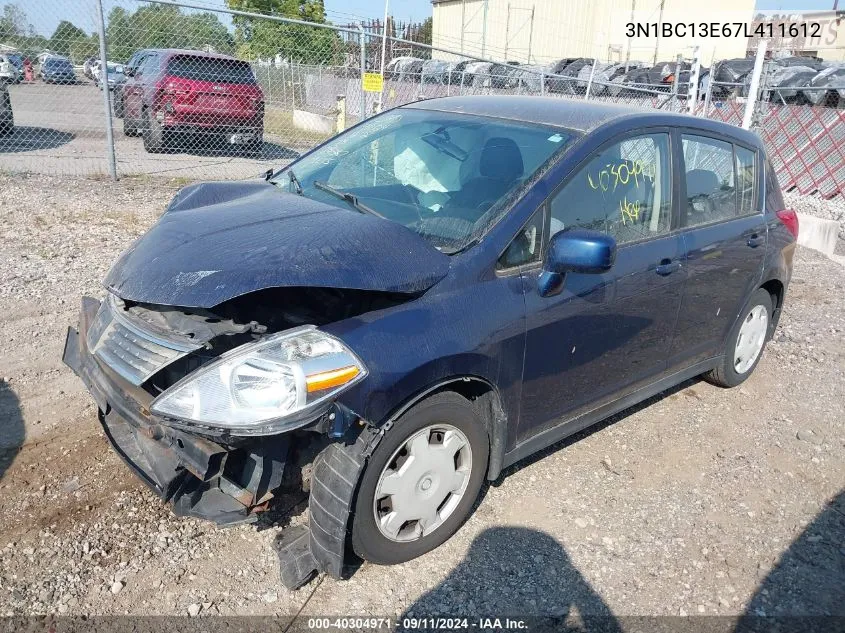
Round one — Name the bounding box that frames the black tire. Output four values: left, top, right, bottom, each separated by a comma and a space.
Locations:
351, 391, 489, 566
142, 109, 164, 153
113, 93, 124, 118
123, 112, 139, 137
704, 288, 773, 388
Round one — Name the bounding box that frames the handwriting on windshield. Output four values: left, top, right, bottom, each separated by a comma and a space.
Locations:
587, 160, 655, 192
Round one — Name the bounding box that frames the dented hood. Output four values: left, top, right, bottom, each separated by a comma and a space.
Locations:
104, 181, 450, 308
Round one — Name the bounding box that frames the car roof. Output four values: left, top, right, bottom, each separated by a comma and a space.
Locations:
404, 95, 763, 148
144, 49, 243, 62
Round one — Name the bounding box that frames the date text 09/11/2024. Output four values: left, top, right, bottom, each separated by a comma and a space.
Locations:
626, 20, 838, 44
307, 617, 529, 630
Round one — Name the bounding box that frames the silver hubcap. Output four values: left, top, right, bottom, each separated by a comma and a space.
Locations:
373, 424, 472, 542
734, 304, 768, 374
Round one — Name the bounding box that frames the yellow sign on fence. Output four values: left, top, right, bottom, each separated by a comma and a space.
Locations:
362, 72, 384, 93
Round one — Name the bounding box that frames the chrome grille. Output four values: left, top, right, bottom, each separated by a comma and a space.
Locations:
87, 296, 201, 386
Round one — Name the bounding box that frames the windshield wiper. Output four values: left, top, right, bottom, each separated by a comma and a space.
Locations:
288, 169, 304, 195
312, 180, 384, 218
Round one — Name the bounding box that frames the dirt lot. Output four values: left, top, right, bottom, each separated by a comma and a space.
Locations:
0, 174, 843, 620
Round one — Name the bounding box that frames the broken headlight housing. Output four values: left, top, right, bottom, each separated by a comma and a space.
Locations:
150, 326, 367, 435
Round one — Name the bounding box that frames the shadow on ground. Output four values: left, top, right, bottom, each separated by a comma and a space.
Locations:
740, 488, 845, 621
0, 379, 24, 482
156, 139, 301, 161
401, 526, 622, 632
0, 127, 75, 153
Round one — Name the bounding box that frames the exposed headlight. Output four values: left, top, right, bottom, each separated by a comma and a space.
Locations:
150, 326, 366, 435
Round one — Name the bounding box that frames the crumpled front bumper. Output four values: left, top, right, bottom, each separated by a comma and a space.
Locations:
62, 297, 289, 526
63, 297, 377, 588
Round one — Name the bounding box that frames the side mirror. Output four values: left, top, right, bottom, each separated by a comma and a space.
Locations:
539, 229, 616, 297
124, 67, 135, 77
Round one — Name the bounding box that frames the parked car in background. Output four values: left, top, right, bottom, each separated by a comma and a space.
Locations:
112, 49, 155, 118
0, 54, 21, 83
0, 81, 13, 135
83, 56, 97, 80
576, 61, 645, 95
384, 56, 421, 81
64, 96, 797, 590
447, 60, 473, 85
463, 61, 493, 87
40, 56, 77, 84
122, 49, 264, 155
545, 57, 590, 92
801, 65, 845, 106
421, 59, 450, 84
98, 62, 127, 91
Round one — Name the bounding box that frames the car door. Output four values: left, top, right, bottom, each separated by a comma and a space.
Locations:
516, 130, 686, 442
668, 132, 767, 368
125, 53, 158, 121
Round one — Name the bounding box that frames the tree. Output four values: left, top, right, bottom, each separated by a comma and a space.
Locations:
70, 35, 99, 63
0, 3, 33, 42
50, 20, 88, 57
225, 0, 341, 64
416, 17, 432, 46
105, 4, 234, 62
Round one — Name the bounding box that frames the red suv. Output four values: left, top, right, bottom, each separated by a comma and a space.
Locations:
122, 49, 264, 155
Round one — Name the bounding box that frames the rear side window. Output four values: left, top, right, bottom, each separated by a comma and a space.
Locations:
140, 54, 159, 76
682, 135, 736, 225
549, 133, 672, 244
167, 56, 256, 84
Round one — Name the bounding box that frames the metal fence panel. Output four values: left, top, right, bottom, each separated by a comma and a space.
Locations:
2, 0, 845, 197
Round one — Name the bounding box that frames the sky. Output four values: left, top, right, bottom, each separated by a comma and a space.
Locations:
14, 0, 842, 39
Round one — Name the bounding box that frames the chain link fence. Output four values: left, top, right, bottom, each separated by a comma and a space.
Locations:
1, 0, 845, 196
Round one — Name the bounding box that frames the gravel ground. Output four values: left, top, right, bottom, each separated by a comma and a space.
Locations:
0, 175, 843, 620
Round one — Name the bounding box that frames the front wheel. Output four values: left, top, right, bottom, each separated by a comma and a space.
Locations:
142, 109, 165, 153
704, 288, 773, 388
351, 391, 488, 565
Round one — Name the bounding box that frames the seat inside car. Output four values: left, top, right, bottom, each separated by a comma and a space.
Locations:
444, 137, 524, 221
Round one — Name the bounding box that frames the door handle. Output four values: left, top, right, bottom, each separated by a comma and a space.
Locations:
656, 259, 681, 276
747, 233, 765, 248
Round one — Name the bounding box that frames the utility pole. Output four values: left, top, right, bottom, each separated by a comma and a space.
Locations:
653, 0, 664, 65
526, 6, 535, 63
505, 3, 510, 60
461, 0, 466, 54
481, 0, 488, 58
626, 0, 635, 69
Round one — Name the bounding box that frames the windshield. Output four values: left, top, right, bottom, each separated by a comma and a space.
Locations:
167, 55, 256, 84
273, 108, 574, 252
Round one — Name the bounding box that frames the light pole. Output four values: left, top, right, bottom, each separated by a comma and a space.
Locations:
379, 0, 389, 112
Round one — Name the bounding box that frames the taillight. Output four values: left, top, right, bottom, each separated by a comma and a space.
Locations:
163, 81, 189, 96
663, 73, 675, 83
776, 209, 799, 238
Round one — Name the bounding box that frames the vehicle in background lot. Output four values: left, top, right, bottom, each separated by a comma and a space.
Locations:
0, 54, 21, 83
421, 59, 450, 84
40, 56, 77, 84
112, 49, 154, 118
0, 81, 13, 135
447, 60, 473, 85
463, 61, 493, 87
576, 61, 645, 95
545, 57, 590, 92
121, 49, 264, 156
801, 65, 845, 106
64, 96, 797, 590
98, 63, 127, 91
83, 57, 98, 80
384, 56, 421, 81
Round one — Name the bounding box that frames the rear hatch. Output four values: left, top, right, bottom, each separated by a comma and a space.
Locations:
159, 55, 263, 126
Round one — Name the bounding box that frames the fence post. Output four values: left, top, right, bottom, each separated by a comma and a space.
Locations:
670, 54, 682, 112
95, 0, 117, 181
358, 24, 367, 121
540, 71, 545, 96
584, 58, 598, 100
336, 95, 346, 133
742, 40, 767, 130
687, 45, 700, 114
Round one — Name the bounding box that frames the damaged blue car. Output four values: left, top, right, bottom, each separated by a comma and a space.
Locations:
63, 96, 797, 588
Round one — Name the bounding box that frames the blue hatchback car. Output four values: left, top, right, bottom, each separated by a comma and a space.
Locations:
63, 96, 797, 587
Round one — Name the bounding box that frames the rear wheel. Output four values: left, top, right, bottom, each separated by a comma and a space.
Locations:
704, 288, 773, 388
142, 109, 165, 153
351, 392, 488, 565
